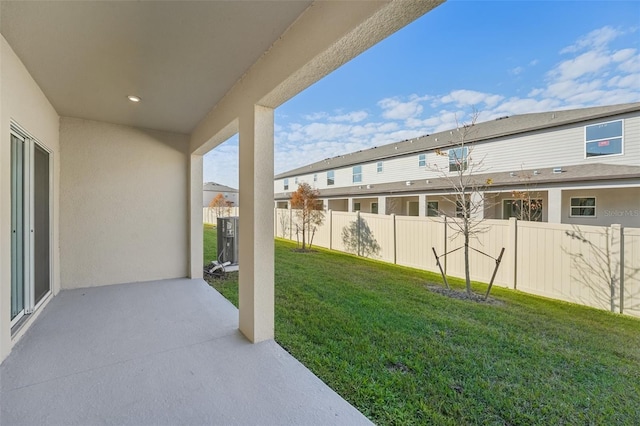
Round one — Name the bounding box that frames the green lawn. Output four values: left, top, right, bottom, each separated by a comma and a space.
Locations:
203, 225, 640, 425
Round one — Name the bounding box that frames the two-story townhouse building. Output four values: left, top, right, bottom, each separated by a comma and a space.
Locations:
274, 102, 640, 227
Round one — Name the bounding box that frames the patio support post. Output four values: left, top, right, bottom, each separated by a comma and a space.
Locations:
238, 104, 274, 342
189, 154, 204, 279
548, 188, 562, 223
378, 196, 387, 215
418, 194, 426, 217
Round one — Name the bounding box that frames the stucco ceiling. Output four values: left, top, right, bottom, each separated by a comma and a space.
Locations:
0, 1, 313, 134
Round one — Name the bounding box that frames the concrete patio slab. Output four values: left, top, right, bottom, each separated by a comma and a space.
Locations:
1, 279, 372, 425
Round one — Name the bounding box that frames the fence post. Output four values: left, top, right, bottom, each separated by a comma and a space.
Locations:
440, 215, 447, 274
328, 209, 333, 250
391, 214, 397, 264
611, 224, 623, 313
508, 217, 518, 290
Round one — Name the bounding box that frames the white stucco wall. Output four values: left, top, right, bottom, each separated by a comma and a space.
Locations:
59, 118, 189, 288
1, 35, 61, 363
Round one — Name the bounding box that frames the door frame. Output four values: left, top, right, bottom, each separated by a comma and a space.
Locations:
10, 121, 53, 328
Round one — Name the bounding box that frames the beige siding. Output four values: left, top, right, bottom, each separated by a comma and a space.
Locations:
562, 188, 640, 228
60, 118, 190, 288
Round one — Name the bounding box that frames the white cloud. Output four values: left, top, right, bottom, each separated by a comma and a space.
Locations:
509, 66, 524, 76
303, 112, 328, 121
559, 26, 623, 54
529, 59, 539, 66
328, 110, 369, 123
549, 50, 612, 81
439, 89, 505, 109
377, 95, 429, 120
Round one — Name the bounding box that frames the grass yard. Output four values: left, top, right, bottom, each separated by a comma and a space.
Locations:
203, 224, 640, 425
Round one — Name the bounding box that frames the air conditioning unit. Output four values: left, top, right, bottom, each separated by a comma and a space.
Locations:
217, 217, 239, 265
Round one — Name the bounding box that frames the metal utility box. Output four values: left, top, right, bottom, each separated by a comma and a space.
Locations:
217, 217, 239, 265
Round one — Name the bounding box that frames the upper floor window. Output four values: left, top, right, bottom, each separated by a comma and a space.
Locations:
294, 177, 298, 185
418, 154, 426, 168
570, 197, 596, 217
377, 161, 383, 173
314, 173, 317, 182
585, 120, 623, 158
283, 178, 289, 191
449, 147, 468, 172
327, 170, 335, 186
352, 165, 362, 183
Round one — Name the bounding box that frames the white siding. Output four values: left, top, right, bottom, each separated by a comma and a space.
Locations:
275, 112, 640, 192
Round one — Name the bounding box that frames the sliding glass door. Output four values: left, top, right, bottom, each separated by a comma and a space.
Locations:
10, 126, 51, 326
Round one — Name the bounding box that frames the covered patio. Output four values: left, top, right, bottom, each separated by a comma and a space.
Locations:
0, 278, 371, 425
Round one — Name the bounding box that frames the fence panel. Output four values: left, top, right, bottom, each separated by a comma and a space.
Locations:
395, 216, 444, 273
330, 211, 357, 253
275, 208, 292, 240
203, 207, 239, 225
623, 227, 640, 317
310, 212, 331, 249
517, 222, 615, 312
445, 219, 511, 287
358, 213, 395, 263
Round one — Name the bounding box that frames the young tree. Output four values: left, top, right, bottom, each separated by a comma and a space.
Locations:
290, 183, 325, 250
429, 111, 494, 295
209, 193, 231, 218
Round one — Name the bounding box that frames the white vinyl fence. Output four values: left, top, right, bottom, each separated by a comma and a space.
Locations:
203, 207, 240, 224
274, 208, 640, 317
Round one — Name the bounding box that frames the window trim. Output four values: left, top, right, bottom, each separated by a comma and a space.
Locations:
418, 153, 426, 168
584, 119, 624, 159
376, 161, 383, 173
449, 147, 468, 172
569, 196, 597, 218
502, 198, 544, 222
352, 165, 362, 183
283, 178, 288, 191
353, 202, 361, 212
426, 201, 439, 217
327, 170, 335, 186
371, 202, 379, 214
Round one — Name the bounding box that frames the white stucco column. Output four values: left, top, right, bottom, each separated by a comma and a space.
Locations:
238, 104, 274, 342
548, 188, 562, 223
471, 191, 485, 219
348, 197, 355, 212
378, 196, 387, 215
418, 195, 426, 217
189, 154, 204, 278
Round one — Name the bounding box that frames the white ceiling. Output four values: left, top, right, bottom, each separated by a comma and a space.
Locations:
0, 1, 313, 134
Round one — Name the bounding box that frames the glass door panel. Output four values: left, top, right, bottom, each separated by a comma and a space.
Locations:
34, 143, 50, 304
11, 134, 25, 321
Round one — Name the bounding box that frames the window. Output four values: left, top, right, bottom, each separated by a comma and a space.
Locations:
371, 202, 379, 214
418, 154, 426, 168
353, 202, 361, 211
377, 161, 383, 173
294, 177, 298, 185
352, 165, 362, 183
570, 197, 596, 217
503, 199, 543, 221
427, 201, 439, 217
283, 178, 289, 190
327, 170, 335, 186
449, 147, 468, 172
313, 173, 317, 182
585, 120, 623, 158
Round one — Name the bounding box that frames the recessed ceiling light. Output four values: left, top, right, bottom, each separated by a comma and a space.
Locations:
127, 95, 141, 103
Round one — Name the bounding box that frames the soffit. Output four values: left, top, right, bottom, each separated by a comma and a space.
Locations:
0, 0, 312, 134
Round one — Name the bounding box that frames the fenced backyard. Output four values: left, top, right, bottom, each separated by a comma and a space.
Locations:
204, 207, 640, 317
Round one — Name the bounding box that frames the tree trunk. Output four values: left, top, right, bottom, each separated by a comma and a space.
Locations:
464, 227, 471, 295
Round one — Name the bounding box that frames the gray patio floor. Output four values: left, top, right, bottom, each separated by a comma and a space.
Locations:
0, 278, 372, 426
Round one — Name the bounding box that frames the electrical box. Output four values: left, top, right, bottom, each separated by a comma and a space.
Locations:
217, 217, 239, 265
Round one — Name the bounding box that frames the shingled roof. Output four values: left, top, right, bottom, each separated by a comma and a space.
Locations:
275, 102, 640, 179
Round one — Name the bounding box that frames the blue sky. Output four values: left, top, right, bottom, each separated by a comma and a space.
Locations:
204, 0, 640, 189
